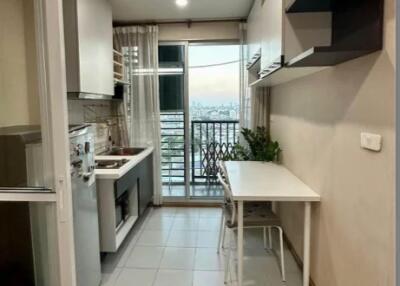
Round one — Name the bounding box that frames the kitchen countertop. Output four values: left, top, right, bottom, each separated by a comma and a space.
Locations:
95, 146, 154, 180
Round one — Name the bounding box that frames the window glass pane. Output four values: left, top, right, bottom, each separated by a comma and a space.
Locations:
159, 45, 184, 64
189, 44, 240, 121
159, 75, 184, 111
159, 45, 185, 112
188, 44, 240, 198
159, 45, 186, 192
0, 0, 45, 189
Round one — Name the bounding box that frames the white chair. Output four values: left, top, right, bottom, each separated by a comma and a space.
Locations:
217, 160, 271, 252
216, 164, 286, 283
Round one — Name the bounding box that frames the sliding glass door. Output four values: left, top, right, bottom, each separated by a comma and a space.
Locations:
159, 42, 240, 201
188, 43, 240, 199
159, 43, 189, 199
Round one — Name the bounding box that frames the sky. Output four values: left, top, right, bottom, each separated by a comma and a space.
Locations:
188, 45, 240, 106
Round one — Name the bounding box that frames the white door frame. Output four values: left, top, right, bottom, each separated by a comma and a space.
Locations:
0, 0, 79, 284
0, 0, 77, 283
35, 0, 77, 285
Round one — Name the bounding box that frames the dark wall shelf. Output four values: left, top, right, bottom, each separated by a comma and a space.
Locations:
249, 0, 384, 88
286, 0, 383, 68
287, 47, 380, 67
286, 0, 331, 13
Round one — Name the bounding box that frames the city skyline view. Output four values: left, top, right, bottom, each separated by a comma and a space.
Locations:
188, 44, 240, 115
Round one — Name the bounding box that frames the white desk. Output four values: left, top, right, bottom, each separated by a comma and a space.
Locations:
225, 161, 320, 286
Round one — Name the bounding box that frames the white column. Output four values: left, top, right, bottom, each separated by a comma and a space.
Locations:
237, 201, 244, 286
303, 202, 311, 286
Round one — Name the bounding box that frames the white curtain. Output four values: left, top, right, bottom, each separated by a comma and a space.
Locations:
251, 87, 270, 131
239, 23, 251, 130
113, 26, 163, 205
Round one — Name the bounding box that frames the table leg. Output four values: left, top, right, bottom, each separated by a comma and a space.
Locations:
303, 202, 311, 286
237, 201, 244, 286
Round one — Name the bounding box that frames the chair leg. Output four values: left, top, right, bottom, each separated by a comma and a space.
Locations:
221, 223, 226, 250
224, 229, 232, 284
268, 226, 272, 249
218, 213, 225, 253
277, 226, 286, 281
263, 227, 267, 249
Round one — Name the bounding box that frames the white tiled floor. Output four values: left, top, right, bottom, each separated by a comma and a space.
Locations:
101, 207, 303, 286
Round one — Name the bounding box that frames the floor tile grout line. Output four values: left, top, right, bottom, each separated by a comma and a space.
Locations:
143, 208, 167, 286
150, 246, 166, 286
102, 207, 302, 286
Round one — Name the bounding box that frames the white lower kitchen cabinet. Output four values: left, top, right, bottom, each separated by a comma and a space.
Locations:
95, 149, 154, 252
97, 179, 139, 252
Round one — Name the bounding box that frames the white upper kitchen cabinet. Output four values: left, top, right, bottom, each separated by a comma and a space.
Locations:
246, 0, 263, 64
247, 0, 331, 79
64, 0, 114, 98
260, 0, 284, 74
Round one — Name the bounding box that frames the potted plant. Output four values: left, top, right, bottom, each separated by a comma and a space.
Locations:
225, 126, 281, 162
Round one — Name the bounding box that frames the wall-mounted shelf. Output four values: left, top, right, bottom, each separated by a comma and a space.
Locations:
249, 66, 328, 88
286, 0, 383, 67
113, 49, 125, 84
286, 0, 331, 13
287, 47, 379, 67
249, 0, 384, 88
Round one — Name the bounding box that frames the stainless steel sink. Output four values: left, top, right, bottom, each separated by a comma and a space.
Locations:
103, 147, 145, 156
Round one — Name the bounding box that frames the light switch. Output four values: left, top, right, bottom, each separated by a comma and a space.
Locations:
360, 132, 382, 152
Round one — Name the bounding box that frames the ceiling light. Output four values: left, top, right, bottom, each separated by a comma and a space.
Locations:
176, 0, 188, 8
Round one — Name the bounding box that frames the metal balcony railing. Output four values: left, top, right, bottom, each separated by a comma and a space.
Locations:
161, 114, 239, 188
160, 111, 185, 185
191, 120, 239, 185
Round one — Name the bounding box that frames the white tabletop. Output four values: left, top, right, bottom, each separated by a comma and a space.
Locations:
225, 161, 320, 202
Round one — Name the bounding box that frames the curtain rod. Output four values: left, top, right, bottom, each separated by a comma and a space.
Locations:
113, 18, 247, 27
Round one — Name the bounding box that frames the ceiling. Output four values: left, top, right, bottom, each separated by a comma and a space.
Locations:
111, 0, 254, 23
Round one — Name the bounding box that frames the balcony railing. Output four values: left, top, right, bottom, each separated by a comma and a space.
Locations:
191, 120, 239, 185
161, 111, 185, 185
161, 113, 239, 189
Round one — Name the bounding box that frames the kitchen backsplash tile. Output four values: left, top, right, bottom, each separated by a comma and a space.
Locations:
68, 99, 127, 153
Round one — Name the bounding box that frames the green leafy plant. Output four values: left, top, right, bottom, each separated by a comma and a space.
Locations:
225, 127, 281, 162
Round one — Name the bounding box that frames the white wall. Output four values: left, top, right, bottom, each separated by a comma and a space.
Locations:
0, 0, 40, 127
269, 0, 395, 285
158, 21, 240, 41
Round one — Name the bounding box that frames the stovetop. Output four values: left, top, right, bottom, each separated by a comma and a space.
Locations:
95, 159, 129, 169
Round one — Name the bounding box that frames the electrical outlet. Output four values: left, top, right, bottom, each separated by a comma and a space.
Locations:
360, 132, 382, 152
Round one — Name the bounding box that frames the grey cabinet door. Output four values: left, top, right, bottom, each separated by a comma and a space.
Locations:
138, 154, 154, 216
114, 154, 154, 217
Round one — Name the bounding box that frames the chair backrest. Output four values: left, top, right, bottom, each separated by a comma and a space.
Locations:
218, 160, 230, 184
217, 172, 236, 224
